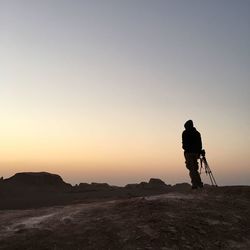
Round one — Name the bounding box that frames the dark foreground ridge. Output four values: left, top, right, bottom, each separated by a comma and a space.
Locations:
0, 172, 250, 249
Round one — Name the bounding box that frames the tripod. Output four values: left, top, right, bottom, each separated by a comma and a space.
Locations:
199, 153, 218, 186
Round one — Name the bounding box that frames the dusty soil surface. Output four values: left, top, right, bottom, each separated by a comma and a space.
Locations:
0, 187, 249, 250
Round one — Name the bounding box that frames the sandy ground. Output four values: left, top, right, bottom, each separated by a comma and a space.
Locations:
0, 188, 250, 250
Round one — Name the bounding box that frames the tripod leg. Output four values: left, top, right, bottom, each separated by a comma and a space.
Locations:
206, 164, 217, 186
208, 170, 214, 185
210, 171, 217, 186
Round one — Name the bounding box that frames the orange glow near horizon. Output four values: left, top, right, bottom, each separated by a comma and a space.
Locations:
1, 116, 249, 186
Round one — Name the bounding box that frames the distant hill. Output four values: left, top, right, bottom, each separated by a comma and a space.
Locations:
3, 172, 70, 187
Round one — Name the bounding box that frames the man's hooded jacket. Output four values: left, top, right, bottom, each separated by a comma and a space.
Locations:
182, 120, 202, 153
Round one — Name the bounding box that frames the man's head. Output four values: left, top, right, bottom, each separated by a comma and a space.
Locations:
184, 120, 194, 129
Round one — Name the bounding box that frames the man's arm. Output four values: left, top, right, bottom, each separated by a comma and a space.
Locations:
182, 131, 187, 150
197, 132, 202, 151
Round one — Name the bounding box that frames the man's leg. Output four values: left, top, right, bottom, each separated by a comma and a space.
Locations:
190, 168, 203, 188
185, 153, 203, 188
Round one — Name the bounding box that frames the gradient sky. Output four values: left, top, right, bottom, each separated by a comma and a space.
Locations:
1, 0, 249, 186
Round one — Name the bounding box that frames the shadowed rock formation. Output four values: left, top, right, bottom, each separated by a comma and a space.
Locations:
75, 182, 112, 192
4, 172, 70, 187
125, 178, 171, 190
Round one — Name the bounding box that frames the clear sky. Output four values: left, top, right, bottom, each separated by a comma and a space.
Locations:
1, 0, 249, 186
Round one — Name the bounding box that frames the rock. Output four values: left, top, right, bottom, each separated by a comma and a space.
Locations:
91, 182, 111, 189
125, 178, 170, 191
125, 183, 139, 189
148, 178, 167, 187
75, 182, 112, 192
3, 172, 71, 189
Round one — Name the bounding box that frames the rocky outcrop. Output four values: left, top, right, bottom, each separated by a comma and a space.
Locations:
74, 182, 113, 192
2, 172, 71, 190
125, 178, 170, 190
148, 178, 170, 188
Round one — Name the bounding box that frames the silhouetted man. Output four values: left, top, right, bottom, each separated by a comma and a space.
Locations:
182, 120, 203, 189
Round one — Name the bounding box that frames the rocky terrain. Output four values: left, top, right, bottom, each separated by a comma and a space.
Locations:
0, 172, 249, 250
0, 172, 174, 210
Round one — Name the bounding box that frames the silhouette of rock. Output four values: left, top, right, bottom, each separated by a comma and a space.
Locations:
76, 182, 112, 192
3, 172, 71, 190
0, 172, 73, 209
91, 182, 111, 190
125, 178, 170, 190
148, 178, 169, 188
124, 183, 139, 189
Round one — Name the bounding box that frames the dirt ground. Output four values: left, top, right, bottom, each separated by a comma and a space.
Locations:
0, 187, 249, 250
